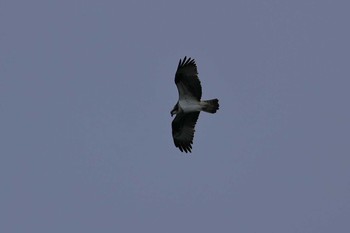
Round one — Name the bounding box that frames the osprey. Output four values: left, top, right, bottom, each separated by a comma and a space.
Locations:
171, 56, 219, 153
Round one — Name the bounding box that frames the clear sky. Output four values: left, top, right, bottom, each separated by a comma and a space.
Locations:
1, 0, 349, 232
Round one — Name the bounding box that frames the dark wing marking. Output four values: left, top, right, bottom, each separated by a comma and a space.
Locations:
171, 112, 200, 153
175, 56, 202, 101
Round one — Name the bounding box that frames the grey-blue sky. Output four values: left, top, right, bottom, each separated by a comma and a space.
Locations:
1, 0, 349, 232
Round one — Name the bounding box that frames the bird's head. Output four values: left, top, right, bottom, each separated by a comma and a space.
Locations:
170, 103, 179, 117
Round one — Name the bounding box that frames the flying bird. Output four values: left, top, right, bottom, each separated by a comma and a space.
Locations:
171, 56, 219, 153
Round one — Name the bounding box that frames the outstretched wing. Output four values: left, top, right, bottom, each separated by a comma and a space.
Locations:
171, 112, 200, 153
175, 56, 202, 101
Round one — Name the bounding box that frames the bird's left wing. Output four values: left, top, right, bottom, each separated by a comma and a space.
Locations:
175, 57, 202, 101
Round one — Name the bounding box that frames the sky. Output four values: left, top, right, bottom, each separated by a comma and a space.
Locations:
1, 0, 349, 232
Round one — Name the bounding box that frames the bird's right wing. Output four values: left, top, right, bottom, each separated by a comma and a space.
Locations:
171, 111, 200, 153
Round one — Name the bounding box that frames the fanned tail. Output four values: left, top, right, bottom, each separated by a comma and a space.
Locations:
202, 99, 219, 113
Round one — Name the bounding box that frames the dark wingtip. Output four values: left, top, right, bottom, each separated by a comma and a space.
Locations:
178, 57, 184, 69
178, 56, 196, 69
179, 145, 192, 153
176, 143, 193, 153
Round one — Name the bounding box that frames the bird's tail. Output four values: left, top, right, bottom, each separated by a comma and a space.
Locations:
201, 99, 219, 113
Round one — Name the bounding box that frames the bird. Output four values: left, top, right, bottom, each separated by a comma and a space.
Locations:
170, 56, 219, 153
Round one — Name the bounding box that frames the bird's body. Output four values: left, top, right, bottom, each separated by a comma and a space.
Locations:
178, 98, 203, 112
171, 57, 219, 153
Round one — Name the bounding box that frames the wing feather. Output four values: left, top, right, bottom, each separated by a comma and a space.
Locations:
175, 56, 202, 101
171, 112, 200, 153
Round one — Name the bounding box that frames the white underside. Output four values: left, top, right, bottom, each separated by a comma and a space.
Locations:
179, 98, 203, 113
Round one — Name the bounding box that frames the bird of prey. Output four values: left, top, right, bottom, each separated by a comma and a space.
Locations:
170, 56, 219, 153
